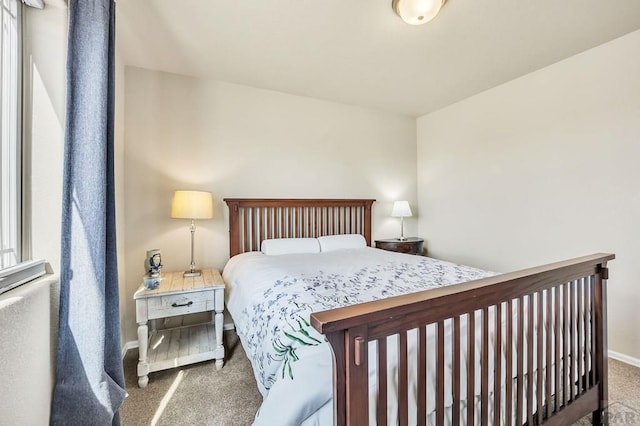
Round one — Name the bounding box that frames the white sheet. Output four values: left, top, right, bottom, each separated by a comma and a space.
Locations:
224, 247, 435, 321
223, 248, 507, 425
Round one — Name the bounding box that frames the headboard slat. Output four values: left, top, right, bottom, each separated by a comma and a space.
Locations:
224, 198, 375, 257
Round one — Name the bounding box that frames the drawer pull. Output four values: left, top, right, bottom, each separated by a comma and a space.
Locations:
171, 301, 193, 308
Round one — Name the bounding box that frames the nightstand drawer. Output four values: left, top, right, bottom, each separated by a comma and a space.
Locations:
146, 291, 214, 319
375, 237, 424, 255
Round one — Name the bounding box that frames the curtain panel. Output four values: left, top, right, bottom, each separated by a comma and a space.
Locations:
50, 0, 125, 424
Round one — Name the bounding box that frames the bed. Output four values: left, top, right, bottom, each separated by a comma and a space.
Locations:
223, 198, 613, 425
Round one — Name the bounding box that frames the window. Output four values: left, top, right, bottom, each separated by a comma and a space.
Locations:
0, 0, 44, 294
1, 0, 21, 270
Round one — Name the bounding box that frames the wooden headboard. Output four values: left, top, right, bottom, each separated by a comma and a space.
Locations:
224, 198, 375, 257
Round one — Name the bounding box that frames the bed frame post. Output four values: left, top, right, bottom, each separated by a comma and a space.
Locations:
226, 200, 240, 257
326, 326, 369, 426
363, 202, 372, 247
326, 332, 347, 426
344, 326, 369, 425
592, 262, 609, 425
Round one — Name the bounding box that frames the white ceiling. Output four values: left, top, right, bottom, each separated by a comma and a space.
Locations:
116, 0, 640, 117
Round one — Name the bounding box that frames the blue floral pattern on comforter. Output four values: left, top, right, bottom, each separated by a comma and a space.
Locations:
235, 257, 495, 393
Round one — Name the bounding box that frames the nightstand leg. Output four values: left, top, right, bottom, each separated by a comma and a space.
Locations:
214, 309, 224, 370
137, 321, 149, 387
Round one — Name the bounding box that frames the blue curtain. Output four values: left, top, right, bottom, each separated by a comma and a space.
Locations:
50, 0, 125, 424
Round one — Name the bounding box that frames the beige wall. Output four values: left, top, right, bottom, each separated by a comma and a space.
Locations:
121, 67, 418, 343
115, 53, 128, 348
417, 30, 640, 361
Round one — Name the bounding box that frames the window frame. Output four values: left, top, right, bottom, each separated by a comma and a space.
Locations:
0, 0, 45, 295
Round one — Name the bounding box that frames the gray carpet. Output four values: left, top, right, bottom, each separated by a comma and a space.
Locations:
574, 358, 640, 425
120, 330, 262, 426
121, 331, 640, 425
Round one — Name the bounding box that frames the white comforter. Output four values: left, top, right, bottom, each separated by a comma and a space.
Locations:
223, 248, 497, 425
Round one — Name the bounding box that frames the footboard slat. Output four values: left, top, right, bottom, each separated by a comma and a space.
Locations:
493, 303, 502, 426
590, 276, 597, 389
398, 330, 408, 426
563, 282, 570, 408
569, 280, 576, 403
526, 293, 534, 426
311, 254, 614, 426
554, 284, 562, 414
417, 327, 427, 426
377, 337, 388, 425
546, 288, 553, 418
516, 296, 524, 424
587, 277, 593, 388
436, 321, 445, 425
480, 308, 489, 426
577, 278, 584, 395
467, 312, 475, 425
505, 299, 513, 424
536, 292, 544, 425
452, 316, 461, 426
567, 280, 577, 403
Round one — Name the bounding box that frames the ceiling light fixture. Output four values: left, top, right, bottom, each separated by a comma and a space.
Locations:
392, 0, 446, 25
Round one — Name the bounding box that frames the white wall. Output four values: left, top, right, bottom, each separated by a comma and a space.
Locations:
23, 1, 66, 273
417, 30, 640, 360
122, 67, 418, 343
0, 275, 58, 425
15, 0, 68, 422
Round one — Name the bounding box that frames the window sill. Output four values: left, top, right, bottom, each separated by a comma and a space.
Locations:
0, 259, 47, 295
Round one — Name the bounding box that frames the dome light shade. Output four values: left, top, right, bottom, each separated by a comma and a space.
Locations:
392, 0, 445, 25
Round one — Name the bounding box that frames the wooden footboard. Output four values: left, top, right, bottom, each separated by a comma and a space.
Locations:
311, 253, 614, 426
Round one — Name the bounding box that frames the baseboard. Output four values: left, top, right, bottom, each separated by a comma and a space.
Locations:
121, 322, 236, 359
123, 334, 634, 365
609, 350, 640, 368
121, 340, 139, 359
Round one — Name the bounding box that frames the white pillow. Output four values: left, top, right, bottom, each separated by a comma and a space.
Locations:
261, 238, 320, 255
318, 234, 367, 252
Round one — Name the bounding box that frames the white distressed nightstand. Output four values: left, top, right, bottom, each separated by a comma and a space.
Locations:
133, 268, 225, 388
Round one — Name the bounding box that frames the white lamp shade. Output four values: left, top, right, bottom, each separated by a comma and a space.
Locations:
393, 0, 444, 25
171, 190, 214, 219
391, 201, 412, 218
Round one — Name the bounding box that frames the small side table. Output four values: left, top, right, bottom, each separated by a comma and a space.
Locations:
375, 237, 424, 255
134, 268, 225, 388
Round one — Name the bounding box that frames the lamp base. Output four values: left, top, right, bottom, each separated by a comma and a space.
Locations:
398, 237, 407, 241
183, 270, 202, 278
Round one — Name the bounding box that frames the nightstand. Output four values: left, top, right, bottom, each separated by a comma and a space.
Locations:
133, 268, 225, 388
375, 237, 424, 255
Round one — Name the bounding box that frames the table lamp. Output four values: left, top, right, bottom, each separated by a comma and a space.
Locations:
171, 190, 214, 277
391, 200, 412, 241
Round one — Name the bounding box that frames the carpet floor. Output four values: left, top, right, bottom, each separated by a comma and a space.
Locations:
121, 330, 640, 425
120, 330, 262, 426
